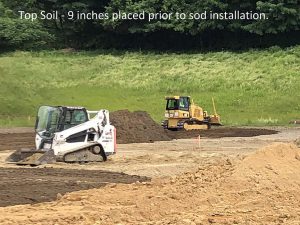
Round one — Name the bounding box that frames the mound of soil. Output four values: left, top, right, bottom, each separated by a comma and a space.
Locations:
110, 110, 172, 144
230, 143, 300, 189
110, 110, 278, 143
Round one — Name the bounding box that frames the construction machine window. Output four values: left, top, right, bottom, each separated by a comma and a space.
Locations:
166, 99, 179, 110
166, 98, 189, 111
64, 109, 88, 130
179, 97, 189, 111
36, 106, 62, 134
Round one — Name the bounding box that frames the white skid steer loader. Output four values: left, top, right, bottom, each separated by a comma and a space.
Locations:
6, 106, 116, 166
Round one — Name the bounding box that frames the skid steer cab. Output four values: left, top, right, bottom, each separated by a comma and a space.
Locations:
6, 106, 116, 166
161, 96, 222, 131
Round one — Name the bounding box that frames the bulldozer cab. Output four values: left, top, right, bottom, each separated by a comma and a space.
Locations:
35, 106, 88, 138
166, 96, 190, 112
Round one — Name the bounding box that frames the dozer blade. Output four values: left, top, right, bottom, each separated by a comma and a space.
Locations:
210, 115, 222, 126
6, 149, 56, 166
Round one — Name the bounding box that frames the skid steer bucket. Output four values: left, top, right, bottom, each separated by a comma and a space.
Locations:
6, 149, 56, 166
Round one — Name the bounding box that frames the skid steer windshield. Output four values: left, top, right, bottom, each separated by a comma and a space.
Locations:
36, 106, 62, 134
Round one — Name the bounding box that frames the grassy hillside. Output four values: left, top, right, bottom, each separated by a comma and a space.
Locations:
0, 46, 299, 127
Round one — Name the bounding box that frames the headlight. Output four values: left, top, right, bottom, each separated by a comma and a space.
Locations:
165, 113, 169, 118
174, 112, 179, 117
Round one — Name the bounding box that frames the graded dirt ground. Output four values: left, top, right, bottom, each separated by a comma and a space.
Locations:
0, 168, 148, 207
0, 142, 299, 225
0, 126, 299, 209
0, 127, 277, 151
0, 111, 299, 224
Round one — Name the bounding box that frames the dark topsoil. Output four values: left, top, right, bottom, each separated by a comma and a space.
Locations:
110, 110, 172, 143
110, 110, 278, 143
0, 168, 149, 207
0, 110, 278, 150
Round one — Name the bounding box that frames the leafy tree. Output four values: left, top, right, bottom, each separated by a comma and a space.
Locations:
0, 0, 54, 50
243, 0, 300, 34
103, 0, 228, 34
0, 0, 299, 50
103, 0, 299, 36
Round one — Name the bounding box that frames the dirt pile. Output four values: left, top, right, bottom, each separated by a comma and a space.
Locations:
229, 143, 300, 190
110, 110, 172, 144
0, 143, 299, 225
110, 110, 278, 144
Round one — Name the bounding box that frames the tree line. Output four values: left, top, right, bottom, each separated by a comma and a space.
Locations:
0, 0, 299, 50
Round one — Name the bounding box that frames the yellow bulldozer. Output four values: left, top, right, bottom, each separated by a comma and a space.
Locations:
161, 96, 221, 130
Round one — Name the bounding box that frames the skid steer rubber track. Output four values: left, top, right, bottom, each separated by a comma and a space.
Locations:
62, 148, 106, 163
6, 149, 56, 166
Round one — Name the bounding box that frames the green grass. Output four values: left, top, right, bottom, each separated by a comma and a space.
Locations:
0, 46, 299, 127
